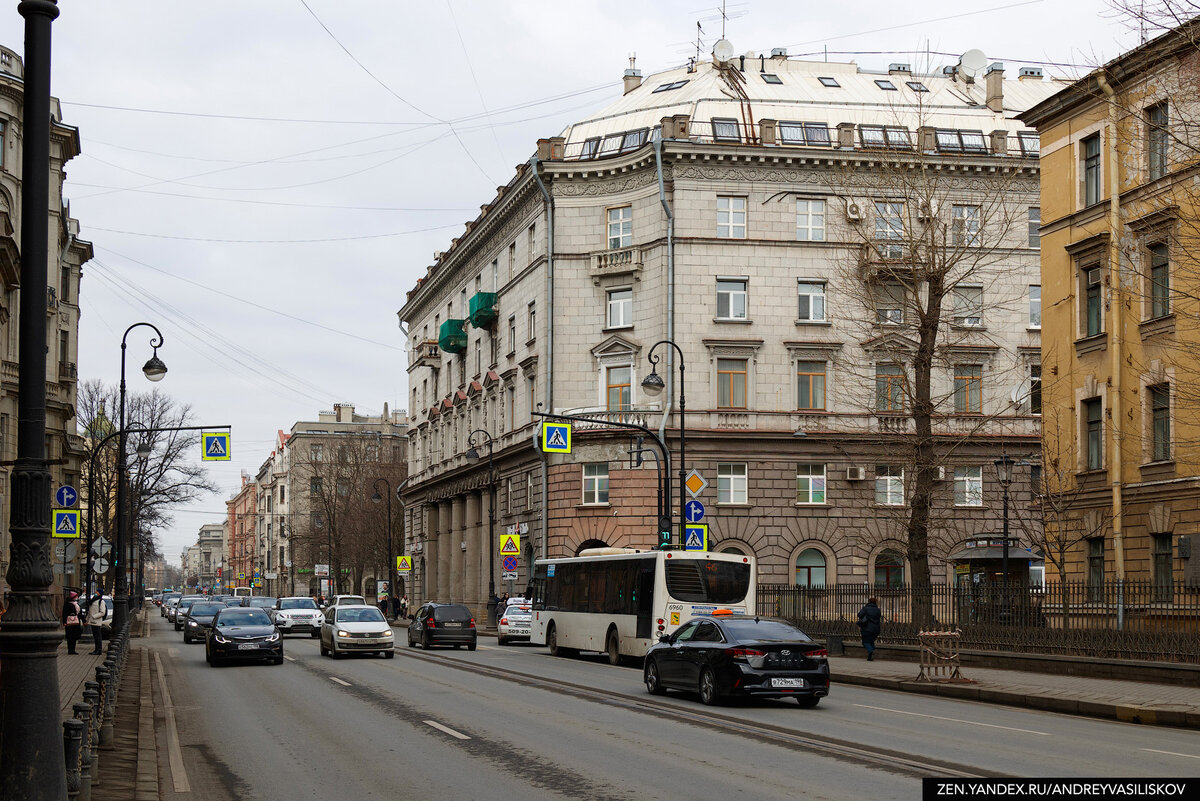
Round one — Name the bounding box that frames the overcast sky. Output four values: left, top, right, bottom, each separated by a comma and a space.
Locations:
0, 0, 1140, 568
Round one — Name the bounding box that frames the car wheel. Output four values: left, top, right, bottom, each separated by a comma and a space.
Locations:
605, 629, 620, 666
421, 634, 432, 650
331, 644, 343, 659
497, 636, 506, 646
273, 657, 284, 666
795, 696, 820, 708
407, 637, 415, 648
644, 659, 665, 695
699, 667, 721, 706
205, 648, 211, 664
182, 633, 190, 644
320, 643, 329, 656
467, 642, 477, 652
310, 631, 320, 639
385, 650, 395, 659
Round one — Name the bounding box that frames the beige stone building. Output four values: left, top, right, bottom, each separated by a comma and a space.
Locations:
0, 45, 92, 595
399, 48, 1069, 616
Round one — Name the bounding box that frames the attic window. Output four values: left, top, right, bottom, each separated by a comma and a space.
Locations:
761, 72, 783, 85
652, 79, 690, 93
860, 125, 912, 149
1018, 130, 1039, 156
818, 76, 840, 87
906, 81, 929, 92
875, 79, 898, 91
580, 138, 600, 159
935, 129, 988, 154
779, 121, 831, 146
620, 128, 649, 153
712, 117, 741, 142
598, 134, 623, 156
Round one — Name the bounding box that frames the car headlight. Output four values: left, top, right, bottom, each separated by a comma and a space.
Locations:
214, 633, 228, 643
337, 630, 352, 638
187, 620, 198, 627
267, 632, 280, 642
381, 630, 393, 637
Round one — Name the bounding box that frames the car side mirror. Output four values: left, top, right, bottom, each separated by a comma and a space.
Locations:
657, 632, 673, 644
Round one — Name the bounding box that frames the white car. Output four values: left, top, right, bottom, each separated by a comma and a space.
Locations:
497, 598, 532, 645
329, 595, 367, 607
319, 604, 394, 659
270, 597, 323, 638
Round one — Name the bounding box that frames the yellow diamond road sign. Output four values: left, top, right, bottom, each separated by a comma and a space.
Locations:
685, 469, 708, 498
499, 534, 521, 556
396, 556, 412, 572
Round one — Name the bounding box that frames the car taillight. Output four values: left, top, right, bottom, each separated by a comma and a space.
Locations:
500, 617, 508, 625
724, 647, 765, 661
807, 648, 829, 658
469, 618, 476, 629
426, 617, 436, 628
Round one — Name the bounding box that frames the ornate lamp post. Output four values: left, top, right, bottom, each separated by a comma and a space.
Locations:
371, 479, 394, 614
641, 341, 686, 548
465, 430, 496, 600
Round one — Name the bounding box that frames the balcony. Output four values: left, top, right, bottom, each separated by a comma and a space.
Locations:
559, 406, 657, 430
58, 361, 77, 382
590, 246, 643, 285
438, 319, 467, 354
468, 291, 498, 329
411, 340, 440, 370
46, 286, 58, 311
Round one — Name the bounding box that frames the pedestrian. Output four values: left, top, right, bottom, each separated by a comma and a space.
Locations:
857, 596, 882, 661
62, 590, 83, 654
84, 591, 107, 655
399, 595, 408, 619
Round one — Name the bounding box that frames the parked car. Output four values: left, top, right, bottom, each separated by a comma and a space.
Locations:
407, 603, 477, 650
330, 595, 367, 607
319, 605, 394, 659
497, 598, 532, 646
643, 615, 829, 707
182, 602, 226, 644
160, 594, 181, 617
205, 607, 283, 666
270, 597, 323, 638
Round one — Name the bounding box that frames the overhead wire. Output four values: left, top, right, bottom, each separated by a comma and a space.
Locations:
85, 221, 463, 244
445, 0, 508, 167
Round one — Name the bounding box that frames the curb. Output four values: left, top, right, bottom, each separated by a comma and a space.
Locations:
134, 648, 159, 801
831, 670, 1200, 731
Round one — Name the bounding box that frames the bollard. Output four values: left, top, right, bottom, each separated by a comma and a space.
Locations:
82, 685, 102, 787
64, 718, 85, 801
96, 668, 115, 747
103, 658, 118, 705
73, 702, 94, 801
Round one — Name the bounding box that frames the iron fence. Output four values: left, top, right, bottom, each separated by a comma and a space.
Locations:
760, 581, 1200, 663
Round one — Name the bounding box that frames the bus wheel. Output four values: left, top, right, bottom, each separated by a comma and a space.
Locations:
547, 623, 561, 656
605, 628, 621, 666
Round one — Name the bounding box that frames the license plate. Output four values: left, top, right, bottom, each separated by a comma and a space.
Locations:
237, 643, 257, 651
510, 628, 529, 634
772, 677, 807, 688
443, 622, 462, 628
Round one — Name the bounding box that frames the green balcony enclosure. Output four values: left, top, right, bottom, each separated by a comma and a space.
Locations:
468, 291, 498, 328
438, 318, 467, 353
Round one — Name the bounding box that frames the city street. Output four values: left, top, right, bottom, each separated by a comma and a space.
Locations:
145, 616, 1200, 801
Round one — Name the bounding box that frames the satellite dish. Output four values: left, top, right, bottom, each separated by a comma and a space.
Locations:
958, 49, 988, 80
1009, 377, 1032, 407
713, 39, 735, 64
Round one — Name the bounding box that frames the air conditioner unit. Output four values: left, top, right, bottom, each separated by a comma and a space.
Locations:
845, 200, 863, 221
845, 466, 866, 481
918, 200, 938, 221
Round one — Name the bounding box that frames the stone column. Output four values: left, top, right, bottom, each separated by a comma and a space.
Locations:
449, 497, 465, 603
464, 493, 481, 610
424, 503, 439, 603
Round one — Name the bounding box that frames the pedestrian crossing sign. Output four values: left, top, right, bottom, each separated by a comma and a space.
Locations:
52, 509, 80, 539
201, 432, 231, 461
499, 534, 521, 556
541, 422, 571, 454
396, 556, 412, 572
683, 523, 708, 552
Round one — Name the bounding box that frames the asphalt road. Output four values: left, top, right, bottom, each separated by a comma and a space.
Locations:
147, 616, 1200, 801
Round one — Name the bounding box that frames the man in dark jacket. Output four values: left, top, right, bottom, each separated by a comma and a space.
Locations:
857, 597, 882, 661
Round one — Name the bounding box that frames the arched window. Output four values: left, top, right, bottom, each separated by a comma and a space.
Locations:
575, 538, 609, 556
794, 548, 827, 587
719, 544, 747, 556
874, 549, 905, 588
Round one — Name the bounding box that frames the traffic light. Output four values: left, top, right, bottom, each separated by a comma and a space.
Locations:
657, 516, 673, 551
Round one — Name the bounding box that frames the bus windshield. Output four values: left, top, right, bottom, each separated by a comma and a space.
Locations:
664, 559, 752, 604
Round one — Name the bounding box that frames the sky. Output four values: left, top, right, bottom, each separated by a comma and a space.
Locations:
0, 0, 1142, 568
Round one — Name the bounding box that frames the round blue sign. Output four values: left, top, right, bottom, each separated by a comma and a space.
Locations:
55, 485, 78, 508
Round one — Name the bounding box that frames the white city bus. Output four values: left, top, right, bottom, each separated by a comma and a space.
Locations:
530, 548, 756, 664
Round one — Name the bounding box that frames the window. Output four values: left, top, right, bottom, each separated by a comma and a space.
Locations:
874, 201, 904, 257
794, 549, 826, 586
1084, 267, 1102, 337
1030, 464, 1042, 496
716, 279, 748, 320
311, 513, 325, 529
906, 81, 928, 92
1152, 533, 1173, 601
1084, 397, 1103, 470
818, 76, 840, 87
1087, 537, 1104, 600
874, 549, 905, 587
309, 477, 322, 494
580, 137, 600, 159
1149, 242, 1170, 319
860, 125, 911, 149
717, 358, 748, 408
875, 79, 897, 91
717, 463, 748, 504
1151, 383, 1171, 462
876, 364, 905, 412
598, 134, 622, 156
1028, 207, 1041, 248
935, 129, 988, 153
366, 445, 378, 462
1147, 103, 1168, 181
310, 444, 323, 462
582, 463, 610, 505
606, 365, 632, 411
652, 79, 689, 93
620, 128, 649, 153
527, 470, 536, 508
1029, 285, 1041, 328
1018, 130, 1039, 156
953, 285, 983, 326
60, 266, 70, 301
1083, 133, 1101, 206
796, 464, 826, 504
607, 206, 632, 249
761, 72, 782, 84
712, 117, 741, 142
716, 196, 746, 238
607, 288, 632, 328
796, 361, 826, 410
507, 315, 516, 355
1029, 364, 1042, 415
875, 467, 904, 505
795, 199, 826, 241
527, 223, 536, 255
952, 204, 981, 247
954, 466, 983, 506
336, 478, 349, 497
954, 365, 983, 414
527, 302, 536, 342
874, 282, 905, 324
779, 121, 831, 146
797, 281, 826, 322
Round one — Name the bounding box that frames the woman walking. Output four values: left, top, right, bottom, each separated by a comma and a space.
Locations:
62, 590, 83, 654
857, 596, 882, 661
85, 591, 107, 655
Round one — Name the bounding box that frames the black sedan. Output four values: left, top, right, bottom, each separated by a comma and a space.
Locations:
643, 615, 829, 707
182, 601, 226, 644
205, 608, 283, 666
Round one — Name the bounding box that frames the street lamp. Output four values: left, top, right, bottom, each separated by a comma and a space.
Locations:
642, 341, 686, 549
994, 453, 1015, 593
114, 322, 167, 633
371, 479, 394, 617
465, 429, 497, 603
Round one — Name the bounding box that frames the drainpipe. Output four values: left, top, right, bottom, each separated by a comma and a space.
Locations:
653, 136, 676, 448
530, 155, 554, 560
1096, 71, 1125, 584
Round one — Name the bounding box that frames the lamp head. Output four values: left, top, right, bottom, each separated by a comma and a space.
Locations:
465, 446, 481, 463
371, 489, 383, 504
641, 370, 665, 396
993, 454, 1015, 487
142, 352, 168, 382
136, 440, 152, 459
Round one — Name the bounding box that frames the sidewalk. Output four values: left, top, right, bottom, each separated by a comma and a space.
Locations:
57, 634, 109, 721
829, 654, 1200, 729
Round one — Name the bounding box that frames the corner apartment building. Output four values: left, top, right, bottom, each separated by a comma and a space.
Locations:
0, 45, 92, 595
226, 473, 257, 588
1021, 22, 1200, 589
400, 48, 1067, 616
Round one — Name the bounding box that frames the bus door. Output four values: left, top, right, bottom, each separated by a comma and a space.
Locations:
635, 560, 655, 639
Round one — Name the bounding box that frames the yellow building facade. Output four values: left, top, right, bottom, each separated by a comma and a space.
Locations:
1022, 24, 1200, 590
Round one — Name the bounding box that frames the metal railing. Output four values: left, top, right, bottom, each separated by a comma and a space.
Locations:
761, 581, 1200, 663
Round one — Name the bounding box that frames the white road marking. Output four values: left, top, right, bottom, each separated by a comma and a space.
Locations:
853, 704, 1050, 736
283, 655, 296, 662
329, 677, 351, 686
153, 650, 191, 793
1142, 748, 1200, 760
423, 720, 470, 740
167, 647, 179, 658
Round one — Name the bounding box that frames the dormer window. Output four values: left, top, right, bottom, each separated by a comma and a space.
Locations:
860, 125, 912, 149
935, 129, 988, 154
875, 79, 898, 91
599, 134, 623, 156
1018, 130, 1039, 156
779, 121, 831, 146
712, 117, 741, 143
818, 76, 840, 87
906, 81, 929, 92
580, 137, 600, 159
761, 73, 783, 84
620, 128, 649, 153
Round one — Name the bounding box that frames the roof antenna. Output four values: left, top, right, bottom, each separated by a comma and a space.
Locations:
694, 20, 704, 65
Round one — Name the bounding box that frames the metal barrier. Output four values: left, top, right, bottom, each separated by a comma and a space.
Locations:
915, 630, 968, 682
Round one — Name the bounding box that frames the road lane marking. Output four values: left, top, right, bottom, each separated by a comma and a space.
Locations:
1142, 748, 1200, 760
424, 720, 470, 740
329, 677, 351, 686
153, 650, 192, 793
852, 704, 1050, 736
167, 647, 179, 658
283, 655, 296, 662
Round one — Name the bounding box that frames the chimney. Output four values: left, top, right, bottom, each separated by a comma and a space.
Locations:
623, 55, 642, 95
985, 62, 1005, 113
837, 122, 856, 149
760, 119, 777, 146
1018, 66, 1043, 81
989, 130, 1008, 155
770, 47, 787, 60
888, 63, 911, 75
660, 114, 690, 140
536, 138, 552, 160
917, 126, 936, 152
